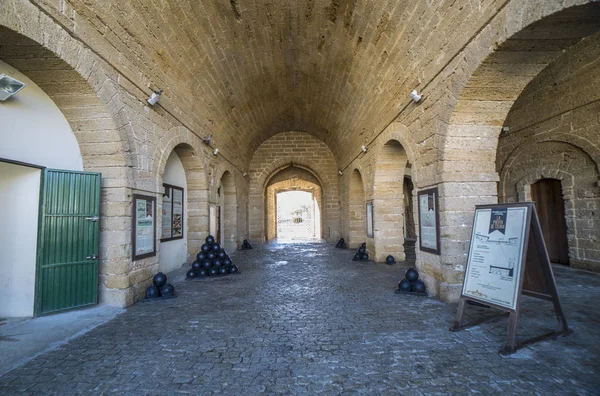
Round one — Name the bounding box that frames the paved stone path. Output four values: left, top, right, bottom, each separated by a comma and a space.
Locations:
1, 242, 599, 394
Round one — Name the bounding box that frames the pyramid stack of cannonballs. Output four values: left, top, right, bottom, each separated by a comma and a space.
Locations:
186, 235, 239, 279
335, 238, 347, 249
396, 267, 427, 295
241, 239, 252, 250
352, 242, 369, 261
144, 272, 175, 299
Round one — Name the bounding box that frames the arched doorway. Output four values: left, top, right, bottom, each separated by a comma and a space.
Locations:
264, 165, 323, 242
219, 171, 238, 252
348, 169, 366, 248
372, 140, 410, 262
531, 179, 570, 265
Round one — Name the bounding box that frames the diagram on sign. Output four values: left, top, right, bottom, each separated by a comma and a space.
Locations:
462, 206, 528, 309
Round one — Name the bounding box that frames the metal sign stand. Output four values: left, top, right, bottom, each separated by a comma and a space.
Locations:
450, 202, 572, 355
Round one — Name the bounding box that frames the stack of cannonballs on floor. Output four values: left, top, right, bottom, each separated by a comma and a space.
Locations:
186, 235, 239, 279
353, 242, 369, 261
335, 238, 347, 249
145, 272, 175, 299
241, 239, 252, 250
396, 268, 427, 295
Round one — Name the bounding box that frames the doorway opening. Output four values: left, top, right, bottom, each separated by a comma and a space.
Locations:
276, 190, 321, 241
531, 179, 570, 265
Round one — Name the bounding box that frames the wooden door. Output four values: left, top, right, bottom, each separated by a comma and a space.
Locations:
531, 179, 569, 265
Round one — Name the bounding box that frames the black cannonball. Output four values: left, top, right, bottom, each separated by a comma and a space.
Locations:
229, 265, 239, 274
340, 238, 345, 243
353, 253, 361, 260
205, 235, 215, 245
213, 259, 222, 268
363, 253, 369, 260
219, 267, 228, 276
207, 252, 216, 261
405, 268, 419, 282
145, 284, 161, 298
361, 242, 366, 248
152, 272, 167, 288
217, 251, 226, 260
412, 280, 426, 293
196, 252, 206, 262
358, 247, 366, 254
192, 261, 202, 272
212, 243, 221, 253
186, 269, 198, 279
209, 268, 218, 276
201, 244, 211, 254
223, 258, 232, 267
197, 268, 207, 277
243, 239, 249, 244
386, 255, 395, 265
160, 283, 175, 296
202, 260, 212, 269
398, 279, 411, 291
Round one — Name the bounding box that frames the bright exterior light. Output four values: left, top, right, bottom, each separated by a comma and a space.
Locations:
0, 74, 27, 101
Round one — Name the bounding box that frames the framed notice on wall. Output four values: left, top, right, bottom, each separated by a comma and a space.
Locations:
418, 187, 440, 255
161, 184, 184, 242
462, 205, 528, 310
366, 201, 374, 238
132, 194, 156, 260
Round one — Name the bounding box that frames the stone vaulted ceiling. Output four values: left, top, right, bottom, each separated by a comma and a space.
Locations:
53, 0, 540, 167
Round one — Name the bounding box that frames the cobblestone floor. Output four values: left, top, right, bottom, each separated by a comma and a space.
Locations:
1, 241, 599, 395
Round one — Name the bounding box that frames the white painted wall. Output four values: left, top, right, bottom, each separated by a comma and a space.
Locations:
159, 151, 188, 273
0, 60, 83, 171
0, 162, 41, 317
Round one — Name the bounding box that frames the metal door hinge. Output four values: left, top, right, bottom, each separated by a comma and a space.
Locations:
85, 216, 100, 222
86, 254, 98, 260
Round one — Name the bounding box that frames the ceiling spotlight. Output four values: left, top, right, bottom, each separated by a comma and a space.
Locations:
147, 89, 163, 105
338, 170, 343, 176
409, 89, 422, 103
0, 74, 27, 101
361, 145, 367, 153
213, 148, 219, 156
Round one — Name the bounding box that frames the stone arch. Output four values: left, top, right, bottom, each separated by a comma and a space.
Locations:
156, 134, 209, 262
266, 176, 323, 241
431, 2, 600, 302
0, 15, 141, 307
248, 132, 340, 242
347, 169, 366, 249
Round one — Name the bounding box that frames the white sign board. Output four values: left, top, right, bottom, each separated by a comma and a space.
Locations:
462, 206, 528, 310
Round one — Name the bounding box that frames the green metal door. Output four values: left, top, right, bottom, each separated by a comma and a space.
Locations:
35, 169, 101, 316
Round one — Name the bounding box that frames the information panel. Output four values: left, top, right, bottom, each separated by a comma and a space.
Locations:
132, 194, 156, 260
462, 206, 528, 310
418, 187, 440, 255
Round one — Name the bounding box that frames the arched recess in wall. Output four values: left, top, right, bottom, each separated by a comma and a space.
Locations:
433, 2, 600, 302
264, 165, 323, 241
348, 169, 366, 249
156, 139, 209, 262
371, 140, 412, 262
0, 23, 135, 313
218, 171, 238, 252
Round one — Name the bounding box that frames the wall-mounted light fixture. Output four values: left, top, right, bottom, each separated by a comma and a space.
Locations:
0, 74, 27, 101
202, 134, 212, 145
501, 126, 510, 135
338, 170, 343, 176
147, 89, 163, 105
242, 172, 247, 177
361, 145, 367, 153
409, 89, 422, 103
213, 148, 219, 156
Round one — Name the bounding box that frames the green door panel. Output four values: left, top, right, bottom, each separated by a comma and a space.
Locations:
35, 169, 101, 316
